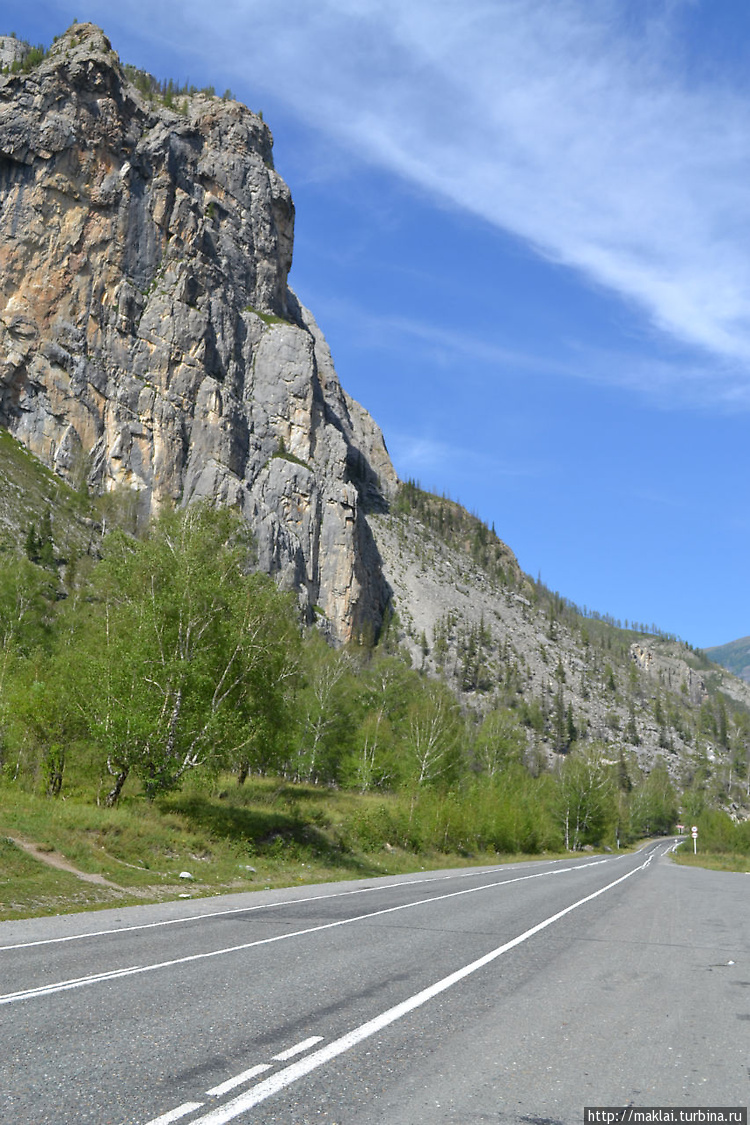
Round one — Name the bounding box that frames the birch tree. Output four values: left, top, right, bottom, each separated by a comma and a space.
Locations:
555, 744, 615, 850
404, 684, 461, 790
473, 708, 525, 778
78, 504, 298, 805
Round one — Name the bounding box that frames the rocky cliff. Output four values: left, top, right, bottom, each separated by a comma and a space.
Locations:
0, 24, 396, 641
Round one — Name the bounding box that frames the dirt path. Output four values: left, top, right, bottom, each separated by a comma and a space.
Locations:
7, 835, 124, 889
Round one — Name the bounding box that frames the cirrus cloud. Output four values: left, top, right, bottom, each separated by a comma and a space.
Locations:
82, 0, 750, 379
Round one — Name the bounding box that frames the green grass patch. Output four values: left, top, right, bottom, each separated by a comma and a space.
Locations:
670, 846, 750, 873
0, 837, 125, 920
0, 776, 573, 920
244, 305, 290, 327
267, 437, 310, 470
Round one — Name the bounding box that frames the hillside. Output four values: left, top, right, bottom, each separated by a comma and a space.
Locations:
705, 637, 750, 685
0, 427, 98, 560
368, 482, 750, 809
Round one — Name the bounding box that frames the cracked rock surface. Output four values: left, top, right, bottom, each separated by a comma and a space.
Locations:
0, 24, 396, 640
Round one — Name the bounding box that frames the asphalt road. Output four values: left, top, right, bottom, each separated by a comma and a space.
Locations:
1, 841, 748, 1125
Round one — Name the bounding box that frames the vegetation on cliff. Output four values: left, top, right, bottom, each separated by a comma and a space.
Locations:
2, 475, 746, 904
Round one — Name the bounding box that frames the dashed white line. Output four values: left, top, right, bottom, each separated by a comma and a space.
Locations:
206, 1063, 271, 1097
272, 1035, 324, 1061
144, 1102, 204, 1125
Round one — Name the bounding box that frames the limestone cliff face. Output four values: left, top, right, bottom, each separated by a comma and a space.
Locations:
0, 24, 396, 640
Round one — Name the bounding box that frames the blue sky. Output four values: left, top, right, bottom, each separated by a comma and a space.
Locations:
5, 0, 750, 648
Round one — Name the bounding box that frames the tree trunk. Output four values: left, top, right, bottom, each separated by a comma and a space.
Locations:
105, 765, 129, 807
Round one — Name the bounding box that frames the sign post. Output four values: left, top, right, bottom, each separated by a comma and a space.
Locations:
691, 825, 698, 855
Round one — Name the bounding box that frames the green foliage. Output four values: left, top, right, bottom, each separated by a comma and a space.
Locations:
244, 305, 290, 327
73, 504, 299, 804
555, 745, 616, 850
6, 649, 85, 796
285, 638, 356, 785
473, 709, 525, 776
672, 809, 750, 870
0, 432, 745, 875
123, 64, 222, 106
402, 682, 463, 790
24, 517, 56, 569
337, 770, 561, 856
4, 41, 49, 75
629, 761, 677, 836
270, 436, 310, 469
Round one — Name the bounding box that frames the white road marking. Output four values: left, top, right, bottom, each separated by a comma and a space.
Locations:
206, 1064, 271, 1096
0, 854, 611, 951
0, 964, 141, 1004
184, 854, 652, 1125
0, 864, 586, 1006
272, 1035, 324, 1061
0, 873, 492, 952
144, 1102, 204, 1125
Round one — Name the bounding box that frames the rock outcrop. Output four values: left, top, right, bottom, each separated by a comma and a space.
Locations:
0, 24, 397, 640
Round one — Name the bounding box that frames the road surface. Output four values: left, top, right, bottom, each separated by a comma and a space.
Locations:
1, 841, 748, 1124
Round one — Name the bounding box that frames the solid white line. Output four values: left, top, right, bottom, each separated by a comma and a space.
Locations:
0, 868, 512, 951
0, 853, 616, 953
144, 1102, 204, 1125
206, 1064, 271, 1097
272, 1035, 324, 1061
186, 855, 651, 1125
0, 864, 581, 1006
0, 964, 142, 1004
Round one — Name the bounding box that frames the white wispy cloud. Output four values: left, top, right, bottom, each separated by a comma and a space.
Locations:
83, 1, 750, 382
386, 432, 541, 492
310, 295, 750, 409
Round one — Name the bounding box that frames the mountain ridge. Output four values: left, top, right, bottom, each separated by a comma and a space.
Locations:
705, 637, 750, 685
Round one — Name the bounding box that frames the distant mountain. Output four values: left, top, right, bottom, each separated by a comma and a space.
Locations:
705, 638, 750, 684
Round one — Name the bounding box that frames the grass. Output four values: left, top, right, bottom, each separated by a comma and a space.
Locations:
670, 846, 750, 873
244, 305, 290, 327
0, 836, 127, 919
0, 426, 95, 560
0, 777, 554, 921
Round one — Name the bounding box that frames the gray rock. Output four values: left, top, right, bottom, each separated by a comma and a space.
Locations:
0, 23, 397, 641
0, 35, 28, 72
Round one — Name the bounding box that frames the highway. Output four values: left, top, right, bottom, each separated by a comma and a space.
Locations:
1, 841, 748, 1124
